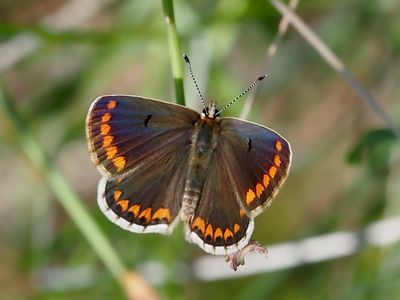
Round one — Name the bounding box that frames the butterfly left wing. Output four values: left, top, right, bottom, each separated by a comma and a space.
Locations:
186, 117, 291, 255
86, 95, 200, 234
86, 95, 200, 177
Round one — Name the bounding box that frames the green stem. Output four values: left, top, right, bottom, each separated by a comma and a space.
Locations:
161, 0, 185, 105
0, 85, 126, 281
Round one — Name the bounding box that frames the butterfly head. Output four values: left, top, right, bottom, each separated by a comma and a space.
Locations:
202, 102, 220, 120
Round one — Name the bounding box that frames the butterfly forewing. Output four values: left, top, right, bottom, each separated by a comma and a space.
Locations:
86, 95, 200, 177
86, 95, 200, 233
219, 117, 291, 217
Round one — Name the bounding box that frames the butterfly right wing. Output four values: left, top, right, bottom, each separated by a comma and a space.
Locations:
186, 117, 291, 255
86, 95, 200, 234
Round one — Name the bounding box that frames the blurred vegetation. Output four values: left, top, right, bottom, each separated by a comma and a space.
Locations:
0, 0, 399, 299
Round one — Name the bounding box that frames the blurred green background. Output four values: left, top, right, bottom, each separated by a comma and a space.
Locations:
1, 0, 400, 299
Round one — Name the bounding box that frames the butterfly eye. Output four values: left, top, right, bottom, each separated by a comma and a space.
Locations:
202, 108, 209, 116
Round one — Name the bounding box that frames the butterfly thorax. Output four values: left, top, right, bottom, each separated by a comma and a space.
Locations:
181, 116, 221, 224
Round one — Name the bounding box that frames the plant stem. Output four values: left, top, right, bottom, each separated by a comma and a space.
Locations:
0, 85, 126, 280
161, 0, 185, 105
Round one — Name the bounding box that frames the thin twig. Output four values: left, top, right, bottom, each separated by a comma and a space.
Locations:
269, 0, 400, 140
133, 214, 400, 282
240, 0, 300, 120
161, 0, 185, 105
193, 214, 400, 281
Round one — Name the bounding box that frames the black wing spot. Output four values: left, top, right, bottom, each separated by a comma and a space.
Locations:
144, 114, 152, 127
247, 138, 252, 152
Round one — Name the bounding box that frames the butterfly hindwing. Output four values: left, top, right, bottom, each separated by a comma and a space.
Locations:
87, 95, 200, 233
187, 143, 254, 255
97, 143, 191, 233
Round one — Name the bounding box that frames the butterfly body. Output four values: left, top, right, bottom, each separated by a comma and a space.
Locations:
182, 113, 220, 223
86, 95, 291, 255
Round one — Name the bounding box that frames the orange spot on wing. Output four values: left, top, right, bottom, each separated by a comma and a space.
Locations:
205, 224, 213, 240
152, 208, 171, 222
274, 154, 281, 167
276, 140, 282, 151
214, 228, 223, 241
101, 113, 111, 122
138, 208, 152, 224
269, 166, 277, 178
256, 183, 265, 197
107, 100, 117, 109
239, 208, 245, 217
117, 200, 129, 212
246, 189, 256, 205
113, 190, 122, 201
234, 223, 240, 234
113, 156, 126, 172
106, 146, 117, 159
128, 205, 140, 217
103, 135, 113, 147
192, 217, 206, 234
224, 228, 233, 241
100, 124, 111, 135
263, 174, 270, 187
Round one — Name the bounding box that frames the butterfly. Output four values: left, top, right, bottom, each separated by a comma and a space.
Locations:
85, 55, 291, 256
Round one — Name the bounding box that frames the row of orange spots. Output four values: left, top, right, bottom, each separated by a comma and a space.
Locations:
191, 217, 241, 242
246, 141, 284, 205
98, 100, 126, 172
113, 190, 172, 224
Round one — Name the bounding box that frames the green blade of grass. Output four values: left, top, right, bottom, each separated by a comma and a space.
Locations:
161, 0, 185, 105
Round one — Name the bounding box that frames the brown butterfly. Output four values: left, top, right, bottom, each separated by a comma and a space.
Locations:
86, 55, 291, 255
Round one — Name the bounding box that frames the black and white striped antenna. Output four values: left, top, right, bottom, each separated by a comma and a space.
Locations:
183, 54, 207, 109
215, 74, 267, 116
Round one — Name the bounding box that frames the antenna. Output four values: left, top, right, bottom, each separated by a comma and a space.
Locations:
183, 54, 207, 108
215, 74, 267, 116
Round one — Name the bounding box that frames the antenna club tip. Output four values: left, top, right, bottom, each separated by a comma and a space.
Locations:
258, 74, 267, 81
183, 54, 190, 63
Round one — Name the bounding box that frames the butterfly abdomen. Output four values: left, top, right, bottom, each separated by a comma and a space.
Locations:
181, 118, 220, 222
